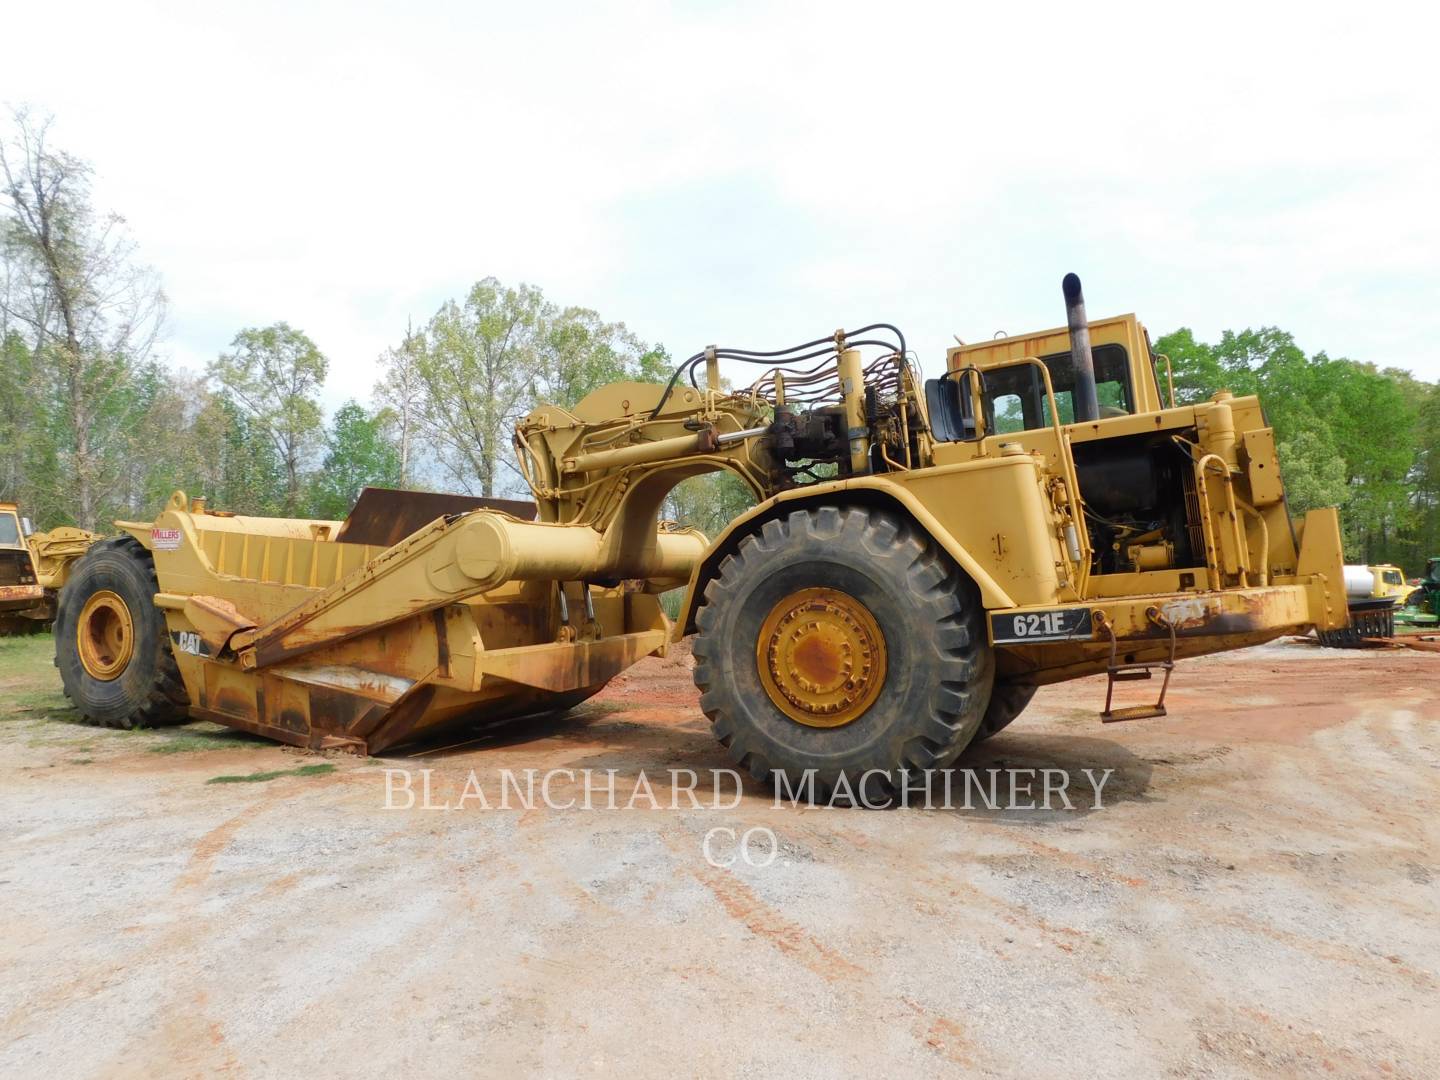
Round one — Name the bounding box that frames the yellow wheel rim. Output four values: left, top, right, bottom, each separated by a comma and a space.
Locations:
76, 590, 135, 681
756, 587, 888, 728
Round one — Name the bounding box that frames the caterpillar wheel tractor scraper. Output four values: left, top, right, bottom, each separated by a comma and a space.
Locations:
54, 275, 1346, 794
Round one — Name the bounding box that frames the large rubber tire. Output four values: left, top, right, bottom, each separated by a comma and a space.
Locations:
54, 536, 188, 728
971, 680, 1037, 744
692, 506, 993, 798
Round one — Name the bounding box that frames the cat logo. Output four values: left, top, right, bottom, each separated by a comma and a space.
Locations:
172, 630, 210, 657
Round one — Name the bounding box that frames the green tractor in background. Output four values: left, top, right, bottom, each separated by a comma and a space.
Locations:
1403, 557, 1440, 625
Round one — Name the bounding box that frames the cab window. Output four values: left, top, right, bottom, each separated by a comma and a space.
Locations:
0, 514, 20, 546
982, 344, 1133, 433
992, 393, 1026, 434
1382, 569, 1403, 586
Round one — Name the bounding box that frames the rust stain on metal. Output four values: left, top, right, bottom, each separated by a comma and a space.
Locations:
184, 594, 257, 653
432, 608, 451, 678
364, 684, 438, 750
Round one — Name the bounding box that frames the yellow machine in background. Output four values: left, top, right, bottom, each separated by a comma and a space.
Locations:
1317, 563, 1411, 646
27, 527, 102, 619
0, 504, 98, 633
54, 274, 1345, 793
1358, 564, 1411, 603
0, 502, 44, 634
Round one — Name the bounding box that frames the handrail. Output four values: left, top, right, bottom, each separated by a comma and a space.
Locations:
1193, 451, 1251, 587
1158, 354, 1177, 409
971, 354, 1091, 597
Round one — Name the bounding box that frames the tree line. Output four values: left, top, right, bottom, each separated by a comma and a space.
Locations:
0, 111, 667, 529
2, 111, 1437, 572
1155, 327, 1439, 571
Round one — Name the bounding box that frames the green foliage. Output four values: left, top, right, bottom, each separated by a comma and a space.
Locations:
307, 402, 401, 519
7, 102, 1435, 576
544, 308, 667, 410
663, 470, 757, 539
208, 323, 329, 514
5, 119, 686, 530
1155, 326, 1432, 568
1274, 427, 1349, 515
415, 279, 548, 497
1, 109, 168, 529
384, 277, 669, 497
1410, 387, 1440, 559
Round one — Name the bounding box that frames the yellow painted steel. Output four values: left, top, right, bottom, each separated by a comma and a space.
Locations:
0, 506, 96, 626
76, 590, 134, 680
100, 489, 682, 751
756, 587, 888, 728
1361, 564, 1412, 602
28, 527, 102, 592
79, 293, 1347, 754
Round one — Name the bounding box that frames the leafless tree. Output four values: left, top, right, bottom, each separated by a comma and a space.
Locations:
374, 318, 425, 488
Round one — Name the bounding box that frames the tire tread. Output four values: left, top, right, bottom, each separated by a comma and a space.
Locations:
692, 506, 992, 793
55, 535, 186, 729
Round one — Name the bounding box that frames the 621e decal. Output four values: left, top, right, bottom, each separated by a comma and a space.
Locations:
990, 608, 1093, 645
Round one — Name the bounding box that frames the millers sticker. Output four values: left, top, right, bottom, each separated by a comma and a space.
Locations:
152, 528, 182, 550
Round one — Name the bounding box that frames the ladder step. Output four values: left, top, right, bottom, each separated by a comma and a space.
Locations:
1099, 610, 1178, 724
1102, 703, 1169, 723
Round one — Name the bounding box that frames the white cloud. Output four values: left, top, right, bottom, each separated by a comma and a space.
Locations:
4, 0, 1436, 411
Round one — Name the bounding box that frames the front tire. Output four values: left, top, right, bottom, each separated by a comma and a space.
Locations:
54, 536, 187, 728
692, 506, 993, 799
971, 680, 1037, 743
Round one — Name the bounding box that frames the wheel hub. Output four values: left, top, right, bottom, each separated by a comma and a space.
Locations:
76, 590, 135, 681
757, 587, 887, 728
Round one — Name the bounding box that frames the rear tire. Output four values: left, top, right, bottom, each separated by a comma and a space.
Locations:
54, 536, 187, 728
692, 506, 993, 799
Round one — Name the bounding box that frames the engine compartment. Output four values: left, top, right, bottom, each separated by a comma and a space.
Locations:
1072, 429, 1205, 576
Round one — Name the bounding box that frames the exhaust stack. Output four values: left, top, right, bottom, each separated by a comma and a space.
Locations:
1063, 273, 1100, 423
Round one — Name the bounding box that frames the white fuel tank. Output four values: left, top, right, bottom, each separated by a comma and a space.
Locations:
1343, 564, 1376, 600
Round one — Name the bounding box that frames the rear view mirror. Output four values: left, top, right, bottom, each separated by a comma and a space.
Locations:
21, 517, 34, 536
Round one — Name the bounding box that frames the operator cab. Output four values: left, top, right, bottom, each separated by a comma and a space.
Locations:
923, 279, 1210, 582
926, 310, 1168, 446
0, 504, 40, 609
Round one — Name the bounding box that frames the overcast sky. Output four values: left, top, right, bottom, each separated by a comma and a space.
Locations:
5, 1, 1437, 412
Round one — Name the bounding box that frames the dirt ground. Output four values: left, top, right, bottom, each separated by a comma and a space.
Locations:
1, 633, 1436, 1078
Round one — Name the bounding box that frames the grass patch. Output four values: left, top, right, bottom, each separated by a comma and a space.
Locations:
206, 763, 336, 785
147, 728, 256, 754
10, 688, 72, 712
0, 633, 54, 677
0, 637, 84, 731
69, 757, 94, 765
